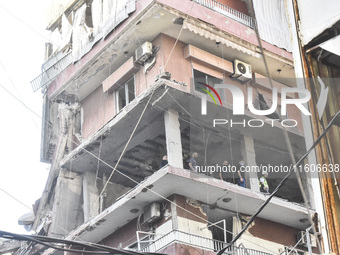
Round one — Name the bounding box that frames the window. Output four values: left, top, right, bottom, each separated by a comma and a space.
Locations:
194, 69, 222, 91
115, 76, 135, 112
193, 69, 225, 101
254, 91, 280, 119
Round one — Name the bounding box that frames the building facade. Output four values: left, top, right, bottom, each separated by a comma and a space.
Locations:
20, 0, 326, 254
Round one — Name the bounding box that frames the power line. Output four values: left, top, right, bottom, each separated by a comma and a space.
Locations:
0, 230, 165, 255
0, 3, 48, 43
217, 109, 340, 255
97, 88, 156, 201
0, 187, 32, 211
0, 79, 278, 254
163, 1, 195, 71
0, 58, 40, 130
0, 5, 311, 255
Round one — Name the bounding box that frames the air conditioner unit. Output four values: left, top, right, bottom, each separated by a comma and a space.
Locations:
135, 42, 153, 65
297, 231, 317, 248
231, 59, 252, 82
141, 203, 160, 225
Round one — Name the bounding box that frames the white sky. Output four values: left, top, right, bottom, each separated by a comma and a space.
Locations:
0, 1, 50, 234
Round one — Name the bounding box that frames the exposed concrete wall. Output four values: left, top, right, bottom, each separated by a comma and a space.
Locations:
82, 171, 99, 221
101, 181, 131, 209
49, 169, 83, 237
164, 109, 184, 168
240, 135, 260, 191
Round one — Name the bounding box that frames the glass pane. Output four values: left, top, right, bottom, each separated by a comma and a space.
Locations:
117, 85, 126, 110
126, 76, 135, 103
193, 69, 208, 93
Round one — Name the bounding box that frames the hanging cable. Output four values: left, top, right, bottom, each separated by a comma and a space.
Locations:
0, 230, 166, 255
217, 109, 340, 255
0, 79, 294, 255
0, 187, 32, 211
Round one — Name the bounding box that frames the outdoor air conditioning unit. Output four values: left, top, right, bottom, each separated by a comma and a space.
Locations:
135, 41, 153, 65
231, 59, 252, 82
141, 203, 160, 225
297, 231, 317, 248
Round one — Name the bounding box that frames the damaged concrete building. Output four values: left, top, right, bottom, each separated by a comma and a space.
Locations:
21, 0, 325, 254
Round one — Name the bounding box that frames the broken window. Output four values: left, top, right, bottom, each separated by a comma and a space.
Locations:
115, 76, 135, 112
193, 69, 224, 101
85, 2, 93, 28
255, 91, 280, 119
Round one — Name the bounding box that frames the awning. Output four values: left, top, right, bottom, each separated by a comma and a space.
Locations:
252, 0, 292, 52
183, 21, 261, 58
320, 35, 340, 57
297, 0, 340, 45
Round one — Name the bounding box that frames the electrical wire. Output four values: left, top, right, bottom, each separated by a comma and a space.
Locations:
286, 227, 311, 255
0, 4, 315, 255
0, 58, 39, 130
0, 187, 32, 211
0, 52, 296, 255
97, 87, 155, 201
0, 4, 50, 45
215, 2, 324, 254
0, 77, 275, 254
217, 109, 340, 255
0, 2, 237, 254
163, 1, 195, 71
0, 72, 280, 255
0, 230, 166, 255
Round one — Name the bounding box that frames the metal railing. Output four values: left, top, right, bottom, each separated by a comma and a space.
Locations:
193, 0, 255, 28
30, 52, 73, 92
140, 229, 273, 255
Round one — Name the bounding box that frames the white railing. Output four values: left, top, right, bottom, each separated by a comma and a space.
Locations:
193, 0, 255, 28
140, 230, 272, 255
30, 51, 73, 92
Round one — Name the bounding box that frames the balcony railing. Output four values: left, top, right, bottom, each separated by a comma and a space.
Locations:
140, 229, 273, 255
193, 0, 255, 28
30, 51, 73, 92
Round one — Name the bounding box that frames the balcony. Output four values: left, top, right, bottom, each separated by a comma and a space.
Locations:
30, 51, 73, 92
192, 0, 255, 28
140, 229, 273, 255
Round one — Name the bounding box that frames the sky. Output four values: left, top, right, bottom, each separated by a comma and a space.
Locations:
0, 1, 50, 234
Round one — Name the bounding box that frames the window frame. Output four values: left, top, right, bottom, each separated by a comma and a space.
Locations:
115, 75, 135, 113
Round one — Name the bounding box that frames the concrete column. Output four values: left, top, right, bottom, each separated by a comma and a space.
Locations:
240, 135, 260, 191
164, 109, 183, 168
83, 171, 99, 221
49, 169, 83, 237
